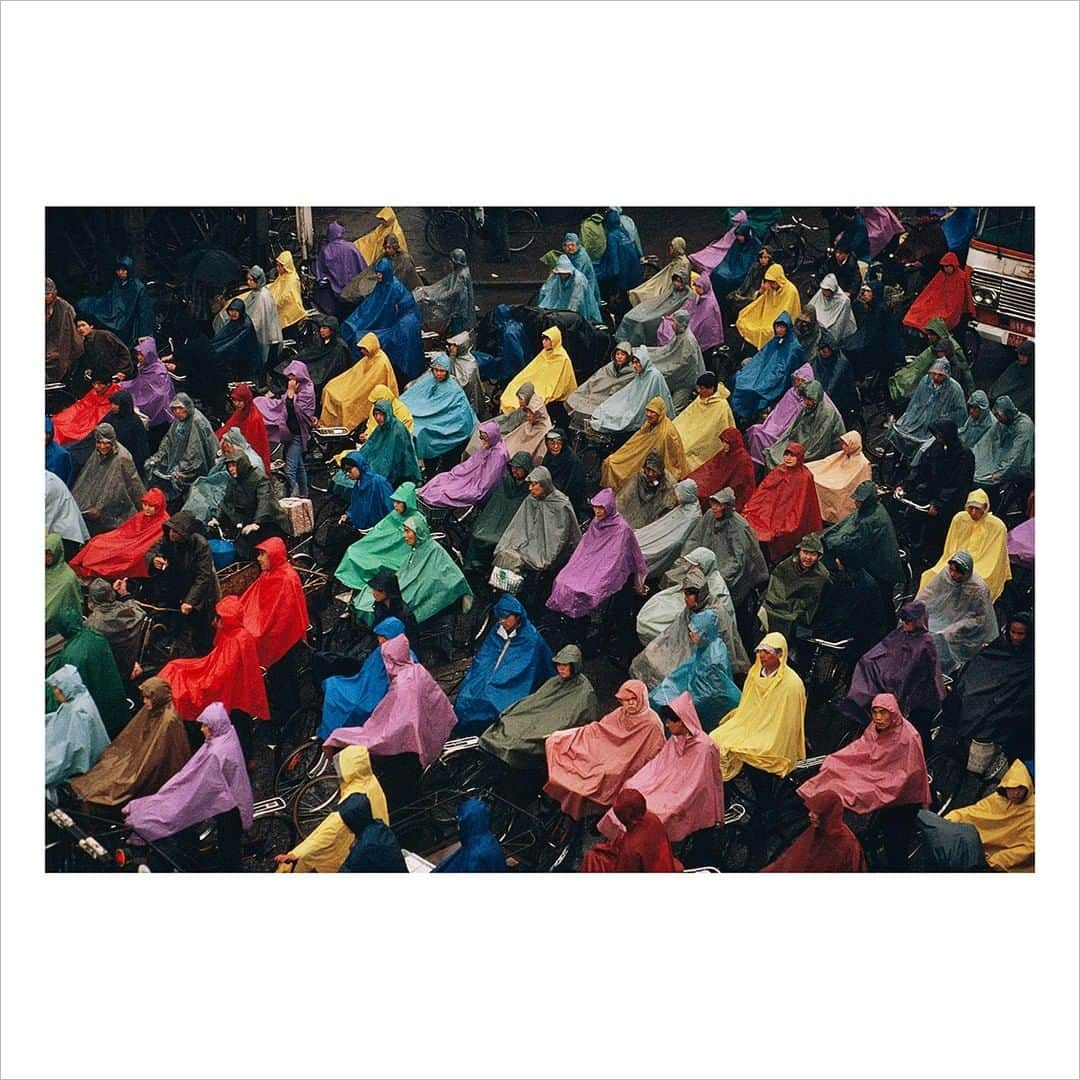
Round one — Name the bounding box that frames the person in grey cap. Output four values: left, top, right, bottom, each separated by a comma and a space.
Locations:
886, 356, 966, 459
494, 465, 581, 580
758, 532, 832, 644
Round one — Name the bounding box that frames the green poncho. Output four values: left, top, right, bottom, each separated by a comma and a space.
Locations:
46, 532, 83, 628
478, 645, 600, 770
762, 381, 846, 471
359, 399, 422, 487
463, 452, 535, 573
759, 549, 832, 642
335, 482, 419, 589
45, 607, 131, 737
822, 481, 904, 588
888, 317, 964, 401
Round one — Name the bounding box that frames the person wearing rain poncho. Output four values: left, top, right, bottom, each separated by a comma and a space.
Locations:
590, 346, 674, 437
334, 481, 420, 587
686, 427, 757, 512
72, 424, 145, 534
902, 251, 974, 333
216, 381, 272, 474
990, 338, 1034, 418
445, 331, 485, 417
822, 480, 904, 611
745, 362, 818, 466
805, 272, 858, 344
45, 607, 131, 738
46, 417, 75, 488
315, 222, 367, 313
793, 308, 824, 368
46, 276, 84, 383
480, 304, 531, 383
579, 789, 682, 873
414, 248, 476, 336
69, 676, 191, 807
399, 354, 478, 461
635, 546, 735, 645
957, 389, 994, 451
538, 254, 597, 323
888, 316, 964, 402
486, 393, 552, 466
83, 578, 146, 680
262, 250, 307, 330
45, 470, 89, 546
616, 264, 693, 347
432, 798, 508, 873
599, 692, 725, 843
918, 489, 1011, 601
478, 643, 600, 770
351, 514, 471, 628
463, 452, 535, 576
274, 746, 390, 873
238, 265, 283, 369
648, 611, 741, 730
46, 665, 111, 792
672, 373, 735, 472
734, 263, 803, 351
762, 381, 845, 471
142, 393, 218, 502
600, 397, 687, 493
453, 594, 555, 736
561, 232, 603, 320
758, 533, 831, 643
761, 790, 866, 873
77, 255, 155, 345
322, 635, 458, 769
320, 331, 400, 431
886, 357, 967, 460
628, 236, 690, 308
690, 210, 747, 274
120, 338, 175, 431
972, 395, 1034, 486
546, 488, 648, 621
813, 331, 859, 426
180, 429, 264, 525
591, 209, 643, 294
544, 679, 666, 821
500, 326, 578, 414
540, 429, 588, 519
50, 374, 120, 447
915, 550, 998, 673
419, 420, 509, 510
710, 220, 762, 300
105, 388, 150, 474
941, 760, 1035, 872
257, 359, 318, 498
658, 270, 725, 353
805, 431, 871, 524
342, 257, 425, 381
300, 315, 354, 390
710, 633, 806, 782
633, 479, 702, 580
343, 233, 423, 304
647, 309, 706, 413
494, 466, 581, 574
357, 391, 421, 488
208, 298, 262, 380
336, 793, 407, 873
475, 380, 535, 451
731, 311, 806, 420
743, 442, 823, 561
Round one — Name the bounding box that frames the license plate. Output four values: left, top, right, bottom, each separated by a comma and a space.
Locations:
1005, 332, 1028, 348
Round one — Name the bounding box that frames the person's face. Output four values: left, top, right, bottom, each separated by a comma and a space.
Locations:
563, 240, 578, 256
374, 271, 384, 283
756, 648, 780, 673
392, 500, 406, 515
168, 528, 183, 543
373, 409, 386, 425
556, 272, 571, 283
797, 549, 821, 570
75, 319, 92, 338
1016, 349, 1031, 366
555, 662, 573, 680
665, 714, 688, 736
683, 590, 700, 609
371, 586, 387, 604
246, 273, 257, 289
541, 335, 553, 352
95, 437, 113, 456
858, 285, 873, 304
511, 466, 528, 482
432, 367, 449, 382
227, 461, 239, 479
900, 618, 917, 635
966, 503, 986, 522
319, 325, 332, 341
773, 321, 787, 338
1007, 620, 1029, 648
758, 250, 770, 265
228, 308, 241, 321
479, 431, 490, 449
807, 809, 821, 827
230, 395, 244, 412
795, 316, 812, 336
802, 396, 816, 411
499, 612, 521, 633
834, 249, 848, 264
447, 342, 459, 358
275, 261, 286, 276
993, 409, 1011, 426
1003, 786, 1028, 804
516, 393, 529, 411
109, 400, 121, 414
614, 349, 629, 366
631, 358, 643, 374
929, 370, 947, 387
941, 263, 956, 276
383, 239, 396, 256
782, 451, 798, 468
545, 438, 563, 456
692, 281, 705, 296
115, 266, 129, 281
46, 288, 57, 307
92, 381, 111, 396
644, 408, 659, 426
52, 686, 65, 704
818, 345, 832, 361
200, 722, 212, 740
821, 287, 835, 301
967, 405, 982, 421
764, 279, 779, 293
643, 465, 661, 483
946, 563, 965, 583
528, 480, 545, 498
141, 693, 154, 711
697, 383, 715, 400
870, 706, 893, 731
45, 550, 55, 567
592, 503, 606, 521
672, 276, 687, 292
403, 526, 417, 546
256, 549, 271, 572
710, 501, 729, 519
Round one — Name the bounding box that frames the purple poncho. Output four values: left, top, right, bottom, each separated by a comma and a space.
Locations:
546, 488, 647, 619
1006, 516, 1034, 568
418, 420, 509, 509
745, 363, 827, 465
316, 222, 367, 296
656, 270, 725, 352
121, 339, 174, 427
255, 360, 317, 448
122, 702, 253, 841
857, 207, 904, 259
688, 211, 748, 273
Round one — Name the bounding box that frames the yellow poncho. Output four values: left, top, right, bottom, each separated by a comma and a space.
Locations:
710, 631, 806, 781
918, 489, 1011, 600
320, 332, 400, 430
267, 250, 307, 329
368, 383, 414, 433
600, 397, 688, 493
628, 236, 690, 307
672, 387, 735, 472
500, 325, 578, 413
355, 206, 410, 267
945, 760, 1034, 871
276, 746, 389, 873
735, 264, 803, 350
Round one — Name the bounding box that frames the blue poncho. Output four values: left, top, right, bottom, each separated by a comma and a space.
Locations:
538, 255, 598, 322
941, 208, 979, 253
730, 311, 806, 418
710, 225, 761, 297
593, 209, 643, 292
563, 233, 602, 321
888, 363, 968, 458
972, 397, 1034, 483
433, 798, 507, 872
478, 305, 530, 382
343, 453, 394, 529
77, 256, 155, 345
648, 610, 741, 730
452, 595, 555, 736
590, 348, 675, 435
398, 356, 478, 459
46, 664, 111, 790
46, 417, 74, 487
342, 258, 425, 380
318, 618, 417, 740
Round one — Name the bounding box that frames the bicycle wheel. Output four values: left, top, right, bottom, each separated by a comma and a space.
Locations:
244, 814, 295, 871
425, 209, 470, 258
291, 773, 343, 838
274, 738, 328, 798
713, 824, 752, 872
507, 208, 541, 253
419, 749, 500, 799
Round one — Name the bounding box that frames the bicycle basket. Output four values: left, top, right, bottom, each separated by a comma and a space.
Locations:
488, 566, 524, 595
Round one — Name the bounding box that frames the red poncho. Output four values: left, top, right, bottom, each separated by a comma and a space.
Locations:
52, 383, 120, 445
761, 790, 866, 873
159, 596, 270, 721
686, 427, 757, 511
70, 487, 167, 580
580, 790, 683, 872
742, 442, 823, 561
902, 252, 975, 331
238, 537, 309, 668
216, 383, 272, 474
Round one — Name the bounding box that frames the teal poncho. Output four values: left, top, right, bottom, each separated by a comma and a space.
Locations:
335, 482, 419, 589
359, 398, 422, 487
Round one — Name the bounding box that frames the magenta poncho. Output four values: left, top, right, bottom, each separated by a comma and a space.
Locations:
255, 360, 317, 449
418, 420, 509, 509
688, 210, 748, 273
1006, 516, 1034, 568
598, 692, 724, 843
122, 702, 253, 841
656, 270, 725, 352
120, 339, 174, 427
322, 635, 457, 766
546, 488, 646, 619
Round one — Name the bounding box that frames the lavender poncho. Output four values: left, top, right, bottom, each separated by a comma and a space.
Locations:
656, 270, 725, 353
745, 363, 823, 465
120, 338, 174, 426
316, 221, 367, 296
255, 360, 317, 448
688, 211, 748, 273
546, 488, 647, 619
418, 420, 508, 509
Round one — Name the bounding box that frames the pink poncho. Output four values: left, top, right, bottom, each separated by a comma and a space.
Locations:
688, 210, 748, 273
598, 692, 724, 843
797, 693, 931, 814
322, 636, 457, 767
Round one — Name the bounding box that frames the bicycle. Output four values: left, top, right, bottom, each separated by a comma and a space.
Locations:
423, 207, 542, 258
760, 215, 829, 275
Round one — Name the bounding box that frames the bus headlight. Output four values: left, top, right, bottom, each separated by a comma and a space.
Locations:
973, 286, 998, 308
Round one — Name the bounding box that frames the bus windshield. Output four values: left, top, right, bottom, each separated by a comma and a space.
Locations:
974, 207, 1034, 256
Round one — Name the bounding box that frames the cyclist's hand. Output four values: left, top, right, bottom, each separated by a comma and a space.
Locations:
927, 505, 938, 517
274, 852, 298, 864
241, 523, 259, 535
152, 556, 168, 571
180, 602, 194, 615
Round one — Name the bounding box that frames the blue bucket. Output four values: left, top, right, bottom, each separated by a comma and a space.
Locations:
208, 538, 237, 570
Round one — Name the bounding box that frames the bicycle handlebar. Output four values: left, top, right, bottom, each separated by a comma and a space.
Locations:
892, 492, 932, 514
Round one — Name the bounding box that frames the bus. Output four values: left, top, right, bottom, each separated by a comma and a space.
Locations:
966, 207, 1034, 350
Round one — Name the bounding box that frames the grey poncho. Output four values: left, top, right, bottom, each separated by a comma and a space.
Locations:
494, 466, 581, 572
565, 346, 635, 421
71, 425, 146, 530
915, 551, 999, 673
647, 311, 705, 413
680, 499, 769, 608
762, 381, 846, 470
143, 393, 218, 491
615, 452, 679, 530
635, 546, 736, 645
633, 479, 703, 579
